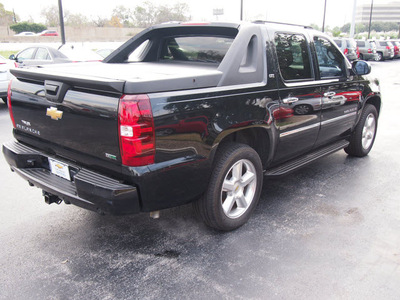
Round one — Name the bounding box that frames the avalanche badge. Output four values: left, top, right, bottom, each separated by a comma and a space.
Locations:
46, 107, 63, 120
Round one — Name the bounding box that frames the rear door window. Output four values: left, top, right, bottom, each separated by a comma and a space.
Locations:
274, 33, 313, 81
356, 41, 365, 47
35, 48, 51, 60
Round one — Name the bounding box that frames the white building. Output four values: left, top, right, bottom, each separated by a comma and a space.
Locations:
356, 1, 400, 23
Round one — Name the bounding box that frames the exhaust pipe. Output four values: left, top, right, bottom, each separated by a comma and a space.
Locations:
43, 191, 62, 205
150, 211, 160, 219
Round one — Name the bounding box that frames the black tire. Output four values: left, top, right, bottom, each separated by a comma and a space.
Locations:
193, 143, 263, 231
359, 53, 364, 60
376, 52, 384, 61
344, 104, 378, 157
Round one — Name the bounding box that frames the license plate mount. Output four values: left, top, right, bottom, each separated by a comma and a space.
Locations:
48, 158, 71, 181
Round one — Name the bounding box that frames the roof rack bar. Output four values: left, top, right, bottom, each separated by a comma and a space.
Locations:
252, 20, 313, 29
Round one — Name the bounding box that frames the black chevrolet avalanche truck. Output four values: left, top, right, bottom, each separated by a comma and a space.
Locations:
3, 21, 381, 231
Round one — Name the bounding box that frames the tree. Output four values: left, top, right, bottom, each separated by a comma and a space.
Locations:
155, 3, 189, 24
340, 23, 351, 33
109, 16, 123, 28
10, 22, 46, 33
0, 3, 17, 25
341, 21, 399, 34
65, 13, 89, 27
133, 1, 189, 28
92, 16, 109, 27
309, 23, 321, 31
111, 5, 133, 27
133, 2, 156, 27
41, 5, 68, 27
331, 27, 341, 37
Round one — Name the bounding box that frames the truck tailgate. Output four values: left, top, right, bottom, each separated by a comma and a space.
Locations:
9, 70, 123, 165
9, 61, 222, 166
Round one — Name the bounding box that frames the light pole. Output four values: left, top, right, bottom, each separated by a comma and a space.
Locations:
322, 0, 327, 32
350, 0, 357, 38
367, 0, 374, 39
240, 0, 243, 21
58, 0, 66, 45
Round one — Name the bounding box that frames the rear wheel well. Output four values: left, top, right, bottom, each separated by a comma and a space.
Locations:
216, 128, 269, 169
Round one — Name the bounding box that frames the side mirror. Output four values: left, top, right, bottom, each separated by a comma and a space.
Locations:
352, 60, 371, 75
9, 54, 15, 60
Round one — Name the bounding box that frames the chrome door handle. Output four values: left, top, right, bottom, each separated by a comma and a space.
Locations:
282, 97, 299, 104
324, 91, 336, 97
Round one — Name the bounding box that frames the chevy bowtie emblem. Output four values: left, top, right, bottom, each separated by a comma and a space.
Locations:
46, 107, 63, 120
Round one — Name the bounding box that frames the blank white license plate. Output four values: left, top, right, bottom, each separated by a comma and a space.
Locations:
49, 158, 71, 181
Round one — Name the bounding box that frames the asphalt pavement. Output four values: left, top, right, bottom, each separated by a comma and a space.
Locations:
0, 60, 399, 300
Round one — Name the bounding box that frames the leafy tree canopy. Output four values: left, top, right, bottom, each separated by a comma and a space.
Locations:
10, 21, 46, 33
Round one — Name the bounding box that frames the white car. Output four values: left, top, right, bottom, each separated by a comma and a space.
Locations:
14, 31, 36, 36
0, 55, 14, 105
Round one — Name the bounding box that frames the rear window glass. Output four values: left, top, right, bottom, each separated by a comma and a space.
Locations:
356, 41, 365, 47
160, 36, 234, 63
379, 42, 388, 46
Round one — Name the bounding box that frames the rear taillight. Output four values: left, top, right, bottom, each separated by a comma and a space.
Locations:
368, 48, 372, 53
7, 80, 16, 128
118, 94, 155, 166
386, 46, 391, 50
344, 48, 349, 55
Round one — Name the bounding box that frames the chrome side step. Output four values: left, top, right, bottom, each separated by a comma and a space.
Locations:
264, 140, 349, 177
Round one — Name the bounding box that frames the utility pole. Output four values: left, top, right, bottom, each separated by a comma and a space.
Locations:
367, 0, 374, 39
350, 0, 357, 38
58, 0, 66, 45
322, 0, 327, 32
240, 0, 243, 21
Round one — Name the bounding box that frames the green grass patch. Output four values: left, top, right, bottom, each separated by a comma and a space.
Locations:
0, 50, 18, 59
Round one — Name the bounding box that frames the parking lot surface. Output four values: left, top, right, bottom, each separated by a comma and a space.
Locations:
0, 60, 399, 300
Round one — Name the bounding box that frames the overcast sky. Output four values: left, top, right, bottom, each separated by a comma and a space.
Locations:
2, 0, 374, 28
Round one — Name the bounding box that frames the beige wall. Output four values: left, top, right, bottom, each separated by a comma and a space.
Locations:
0, 26, 144, 42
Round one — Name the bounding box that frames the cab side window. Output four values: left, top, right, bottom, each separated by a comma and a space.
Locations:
275, 33, 313, 81
314, 37, 346, 78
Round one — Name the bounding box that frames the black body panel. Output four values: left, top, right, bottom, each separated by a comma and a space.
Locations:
3, 22, 381, 215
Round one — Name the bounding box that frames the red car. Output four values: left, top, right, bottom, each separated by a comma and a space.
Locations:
38, 30, 58, 36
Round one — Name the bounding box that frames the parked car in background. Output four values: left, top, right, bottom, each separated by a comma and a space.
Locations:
372, 40, 395, 61
9, 46, 72, 68
14, 32, 36, 36
96, 48, 115, 58
58, 44, 104, 62
356, 40, 377, 61
0, 55, 14, 105
333, 38, 358, 61
389, 40, 400, 58
37, 30, 58, 36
